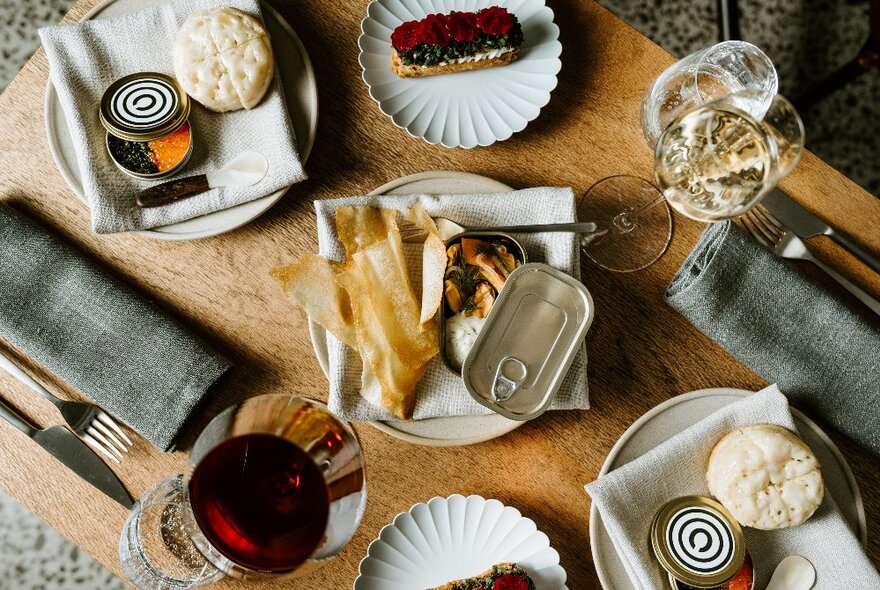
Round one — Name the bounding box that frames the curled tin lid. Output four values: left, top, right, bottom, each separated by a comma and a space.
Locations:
461, 263, 593, 421
100, 72, 190, 142
651, 496, 746, 589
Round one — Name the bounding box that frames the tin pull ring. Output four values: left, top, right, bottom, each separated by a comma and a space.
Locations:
492, 356, 528, 402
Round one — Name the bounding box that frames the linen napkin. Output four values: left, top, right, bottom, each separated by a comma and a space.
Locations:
586, 385, 880, 589
39, 0, 306, 234
0, 204, 231, 451
666, 221, 880, 455
315, 188, 590, 421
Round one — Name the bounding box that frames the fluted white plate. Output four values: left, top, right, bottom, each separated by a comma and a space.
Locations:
355, 495, 568, 589
359, 0, 561, 148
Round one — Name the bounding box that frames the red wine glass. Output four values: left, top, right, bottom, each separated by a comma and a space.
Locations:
119, 395, 366, 589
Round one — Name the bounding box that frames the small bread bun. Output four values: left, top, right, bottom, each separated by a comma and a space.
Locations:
706, 424, 824, 530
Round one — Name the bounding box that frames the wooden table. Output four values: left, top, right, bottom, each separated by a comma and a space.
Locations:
1, 1, 878, 587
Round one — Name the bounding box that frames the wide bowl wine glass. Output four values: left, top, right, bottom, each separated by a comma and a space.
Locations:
641, 40, 778, 148
119, 395, 366, 589
655, 89, 805, 221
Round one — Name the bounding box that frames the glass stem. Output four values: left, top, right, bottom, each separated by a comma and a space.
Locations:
612, 195, 667, 233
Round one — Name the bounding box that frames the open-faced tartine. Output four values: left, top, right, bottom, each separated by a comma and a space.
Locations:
390, 7, 523, 78
428, 563, 536, 590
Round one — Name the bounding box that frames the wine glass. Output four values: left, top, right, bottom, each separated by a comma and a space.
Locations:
655, 89, 804, 221
119, 395, 366, 589
579, 42, 781, 272
641, 40, 778, 148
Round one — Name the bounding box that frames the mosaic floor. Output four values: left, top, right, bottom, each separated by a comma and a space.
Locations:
0, 0, 877, 588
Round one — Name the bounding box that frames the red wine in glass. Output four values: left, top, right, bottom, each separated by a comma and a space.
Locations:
188, 433, 330, 572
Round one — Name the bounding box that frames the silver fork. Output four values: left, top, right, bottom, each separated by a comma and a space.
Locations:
0, 352, 133, 463
742, 206, 880, 315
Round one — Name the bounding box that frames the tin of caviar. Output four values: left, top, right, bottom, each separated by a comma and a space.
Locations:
100, 72, 193, 180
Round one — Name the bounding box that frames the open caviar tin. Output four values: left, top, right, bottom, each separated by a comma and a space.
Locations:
651, 496, 751, 589
100, 72, 193, 180
460, 263, 593, 421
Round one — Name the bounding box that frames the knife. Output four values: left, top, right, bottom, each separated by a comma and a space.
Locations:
0, 395, 133, 508
763, 190, 880, 274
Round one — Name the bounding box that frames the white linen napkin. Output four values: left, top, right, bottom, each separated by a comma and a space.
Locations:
315, 188, 590, 422
39, 0, 306, 234
585, 385, 880, 590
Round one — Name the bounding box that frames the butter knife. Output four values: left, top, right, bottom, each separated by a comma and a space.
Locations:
763, 190, 880, 274
0, 395, 133, 508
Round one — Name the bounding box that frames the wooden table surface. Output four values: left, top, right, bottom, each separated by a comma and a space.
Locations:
1, 0, 878, 588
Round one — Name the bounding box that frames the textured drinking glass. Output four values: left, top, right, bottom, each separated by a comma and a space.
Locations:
119, 395, 366, 589
655, 89, 805, 221
641, 41, 778, 148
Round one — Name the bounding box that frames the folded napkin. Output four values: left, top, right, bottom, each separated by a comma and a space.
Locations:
39, 0, 305, 234
666, 221, 880, 455
315, 188, 590, 421
0, 204, 231, 450
586, 385, 880, 589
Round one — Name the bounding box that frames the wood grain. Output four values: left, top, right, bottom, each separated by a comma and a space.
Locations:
0, 0, 878, 588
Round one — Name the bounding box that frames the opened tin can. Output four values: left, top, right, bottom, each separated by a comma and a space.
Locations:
100, 72, 193, 180
461, 263, 593, 420
651, 496, 747, 589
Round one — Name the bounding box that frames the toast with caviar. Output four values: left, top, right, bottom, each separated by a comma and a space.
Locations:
391, 7, 523, 78
428, 563, 536, 590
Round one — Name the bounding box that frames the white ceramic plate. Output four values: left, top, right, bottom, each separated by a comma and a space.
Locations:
309, 171, 524, 446
44, 0, 318, 240
589, 387, 868, 590
355, 494, 568, 590
359, 0, 561, 148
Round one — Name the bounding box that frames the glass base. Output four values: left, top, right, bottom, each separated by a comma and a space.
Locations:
119, 475, 224, 590
578, 176, 673, 272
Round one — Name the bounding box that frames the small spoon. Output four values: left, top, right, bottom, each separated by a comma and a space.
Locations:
135, 151, 268, 208
402, 216, 598, 242
765, 556, 816, 590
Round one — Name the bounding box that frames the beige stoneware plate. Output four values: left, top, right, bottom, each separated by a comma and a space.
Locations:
590, 387, 867, 590
308, 171, 524, 446
44, 0, 318, 240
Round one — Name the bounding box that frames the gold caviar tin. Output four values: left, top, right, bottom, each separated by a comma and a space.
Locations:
650, 496, 746, 589
100, 72, 190, 142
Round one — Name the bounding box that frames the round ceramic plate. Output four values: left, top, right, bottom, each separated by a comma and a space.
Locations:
309, 171, 524, 446
44, 0, 318, 241
354, 494, 568, 589
589, 387, 868, 590
358, 0, 561, 148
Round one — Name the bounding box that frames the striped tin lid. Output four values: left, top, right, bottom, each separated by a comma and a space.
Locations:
100, 72, 190, 142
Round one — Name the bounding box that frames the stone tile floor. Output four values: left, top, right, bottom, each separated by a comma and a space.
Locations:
0, 0, 877, 588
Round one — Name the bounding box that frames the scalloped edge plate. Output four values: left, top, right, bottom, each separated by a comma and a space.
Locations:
355, 494, 568, 589
358, 0, 561, 148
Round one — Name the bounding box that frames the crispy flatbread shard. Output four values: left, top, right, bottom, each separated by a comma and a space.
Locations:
337, 260, 432, 419
271, 253, 358, 350
407, 205, 446, 326
335, 206, 399, 258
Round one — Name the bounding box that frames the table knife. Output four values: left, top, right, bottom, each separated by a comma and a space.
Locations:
0, 395, 133, 509
763, 190, 880, 274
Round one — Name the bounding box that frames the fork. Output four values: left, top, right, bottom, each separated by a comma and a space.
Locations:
0, 352, 133, 463
398, 215, 598, 243
742, 206, 880, 315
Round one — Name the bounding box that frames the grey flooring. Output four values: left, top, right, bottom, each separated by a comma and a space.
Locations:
0, 0, 877, 589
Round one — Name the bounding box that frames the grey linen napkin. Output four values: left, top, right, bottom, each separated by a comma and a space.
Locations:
39, 0, 305, 234
0, 204, 231, 450
666, 221, 880, 455
315, 188, 590, 421
585, 385, 880, 590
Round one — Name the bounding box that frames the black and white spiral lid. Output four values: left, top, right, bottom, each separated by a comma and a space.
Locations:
100, 73, 190, 142
651, 496, 746, 588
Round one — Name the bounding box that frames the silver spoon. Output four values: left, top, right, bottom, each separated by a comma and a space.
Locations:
765, 556, 816, 590
401, 216, 598, 243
